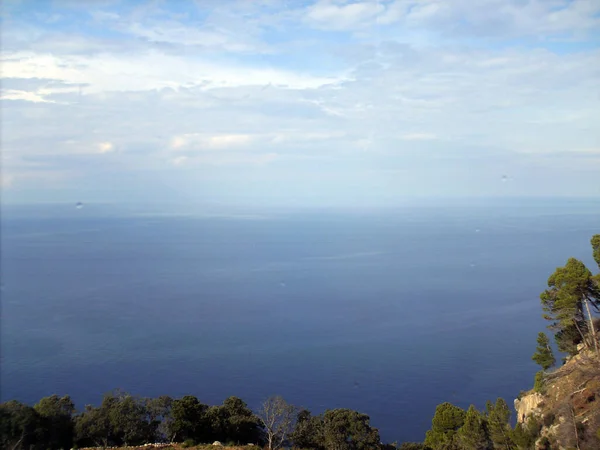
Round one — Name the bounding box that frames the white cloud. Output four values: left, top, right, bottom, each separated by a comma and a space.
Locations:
306, 0, 385, 30
2, 0, 599, 202
400, 133, 438, 141
1, 50, 343, 97
97, 142, 115, 153
1, 89, 55, 103
170, 134, 254, 151
1, 173, 15, 188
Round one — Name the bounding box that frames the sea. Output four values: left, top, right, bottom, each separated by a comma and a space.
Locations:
2, 198, 599, 443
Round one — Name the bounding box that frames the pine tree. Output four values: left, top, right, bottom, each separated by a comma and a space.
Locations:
540, 257, 599, 355
531, 332, 555, 370
486, 399, 514, 450
456, 405, 489, 450
424, 402, 466, 450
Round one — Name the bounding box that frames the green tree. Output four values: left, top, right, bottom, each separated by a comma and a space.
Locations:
321, 408, 381, 450
398, 444, 430, 450
456, 405, 489, 450
222, 396, 263, 444
290, 409, 324, 450
591, 235, 600, 269
485, 399, 513, 450
424, 402, 466, 450
532, 332, 555, 370
169, 395, 209, 443
108, 393, 150, 446
75, 403, 113, 449
0, 401, 41, 450
34, 395, 75, 450
146, 395, 173, 442
540, 257, 599, 355
510, 417, 540, 450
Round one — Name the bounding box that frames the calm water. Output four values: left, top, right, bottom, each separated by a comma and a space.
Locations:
2, 200, 599, 443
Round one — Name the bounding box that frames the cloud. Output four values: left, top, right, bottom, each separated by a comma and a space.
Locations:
400, 133, 438, 141
2, 0, 599, 203
1, 50, 343, 96
97, 142, 115, 153
170, 134, 253, 151
306, 0, 385, 30
1, 173, 15, 188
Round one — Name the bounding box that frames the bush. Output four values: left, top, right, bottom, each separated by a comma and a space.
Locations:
534, 371, 546, 394
182, 438, 196, 448
543, 412, 555, 427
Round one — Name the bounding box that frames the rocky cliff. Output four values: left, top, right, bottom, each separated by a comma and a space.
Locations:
514, 349, 600, 449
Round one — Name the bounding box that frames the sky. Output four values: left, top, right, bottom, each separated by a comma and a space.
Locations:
1, 0, 600, 207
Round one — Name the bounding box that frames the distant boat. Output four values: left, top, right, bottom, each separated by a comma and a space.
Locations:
76, 202, 84, 209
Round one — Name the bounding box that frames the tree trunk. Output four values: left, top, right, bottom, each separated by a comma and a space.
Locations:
583, 298, 599, 354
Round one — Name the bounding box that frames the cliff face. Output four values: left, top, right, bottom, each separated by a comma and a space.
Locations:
514, 349, 600, 450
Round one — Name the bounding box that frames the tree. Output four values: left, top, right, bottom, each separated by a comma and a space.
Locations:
257, 396, 298, 450
456, 405, 489, 450
34, 395, 75, 450
75, 403, 112, 449
591, 235, 600, 269
532, 332, 556, 370
221, 396, 263, 444
146, 395, 173, 442
511, 417, 540, 450
108, 393, 150, 446
398, 444, 430, 450
290, 409, 324, 449
424, 402, 466, 450
540, 258, 599, 355
169, 395, 209, 443
0, 401, 41, 450
485, 399, 513, 450
321, 408, 381, 450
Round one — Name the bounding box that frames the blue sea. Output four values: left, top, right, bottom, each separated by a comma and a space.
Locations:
2, 199, 599, 443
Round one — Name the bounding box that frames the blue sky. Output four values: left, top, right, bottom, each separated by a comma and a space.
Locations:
2, 0, 599, 207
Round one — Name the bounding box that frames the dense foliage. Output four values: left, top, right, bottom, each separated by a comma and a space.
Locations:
539, 236, 600, 355
0, 393, 383, 450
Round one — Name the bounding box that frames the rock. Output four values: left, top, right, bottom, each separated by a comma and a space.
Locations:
515, 392, 545, 423
212, 441, 223, 446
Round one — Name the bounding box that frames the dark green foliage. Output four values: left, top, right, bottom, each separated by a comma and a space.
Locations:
533, 371, 546, 394
321, 408, 381, 450
532, 332, 555, 370
108, 392, 151, 445
181, 438, 196, 447
398, 444, 430, 450
146, 395, 173, 442
540, 257, 599, 354
485, 398, 514, 450
456, 405, 489, 450
554, 324, 584, 356
511, 418, 540, 450
290, 409, 324, 449
219, 396, 263, 444
424, 402, 466, 449
74, 390, 161, 447
34, 395, 75, 450
0, 400, 42, 450
591, 235, 600, 269
169, 395, 209, 443
74, 403, 113, 448
542, 413, 555, 427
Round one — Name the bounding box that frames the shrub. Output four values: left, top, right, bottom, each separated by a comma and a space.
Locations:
534, 371, 546, 394
182, 438, 196, 448
543, 412, 555, 427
